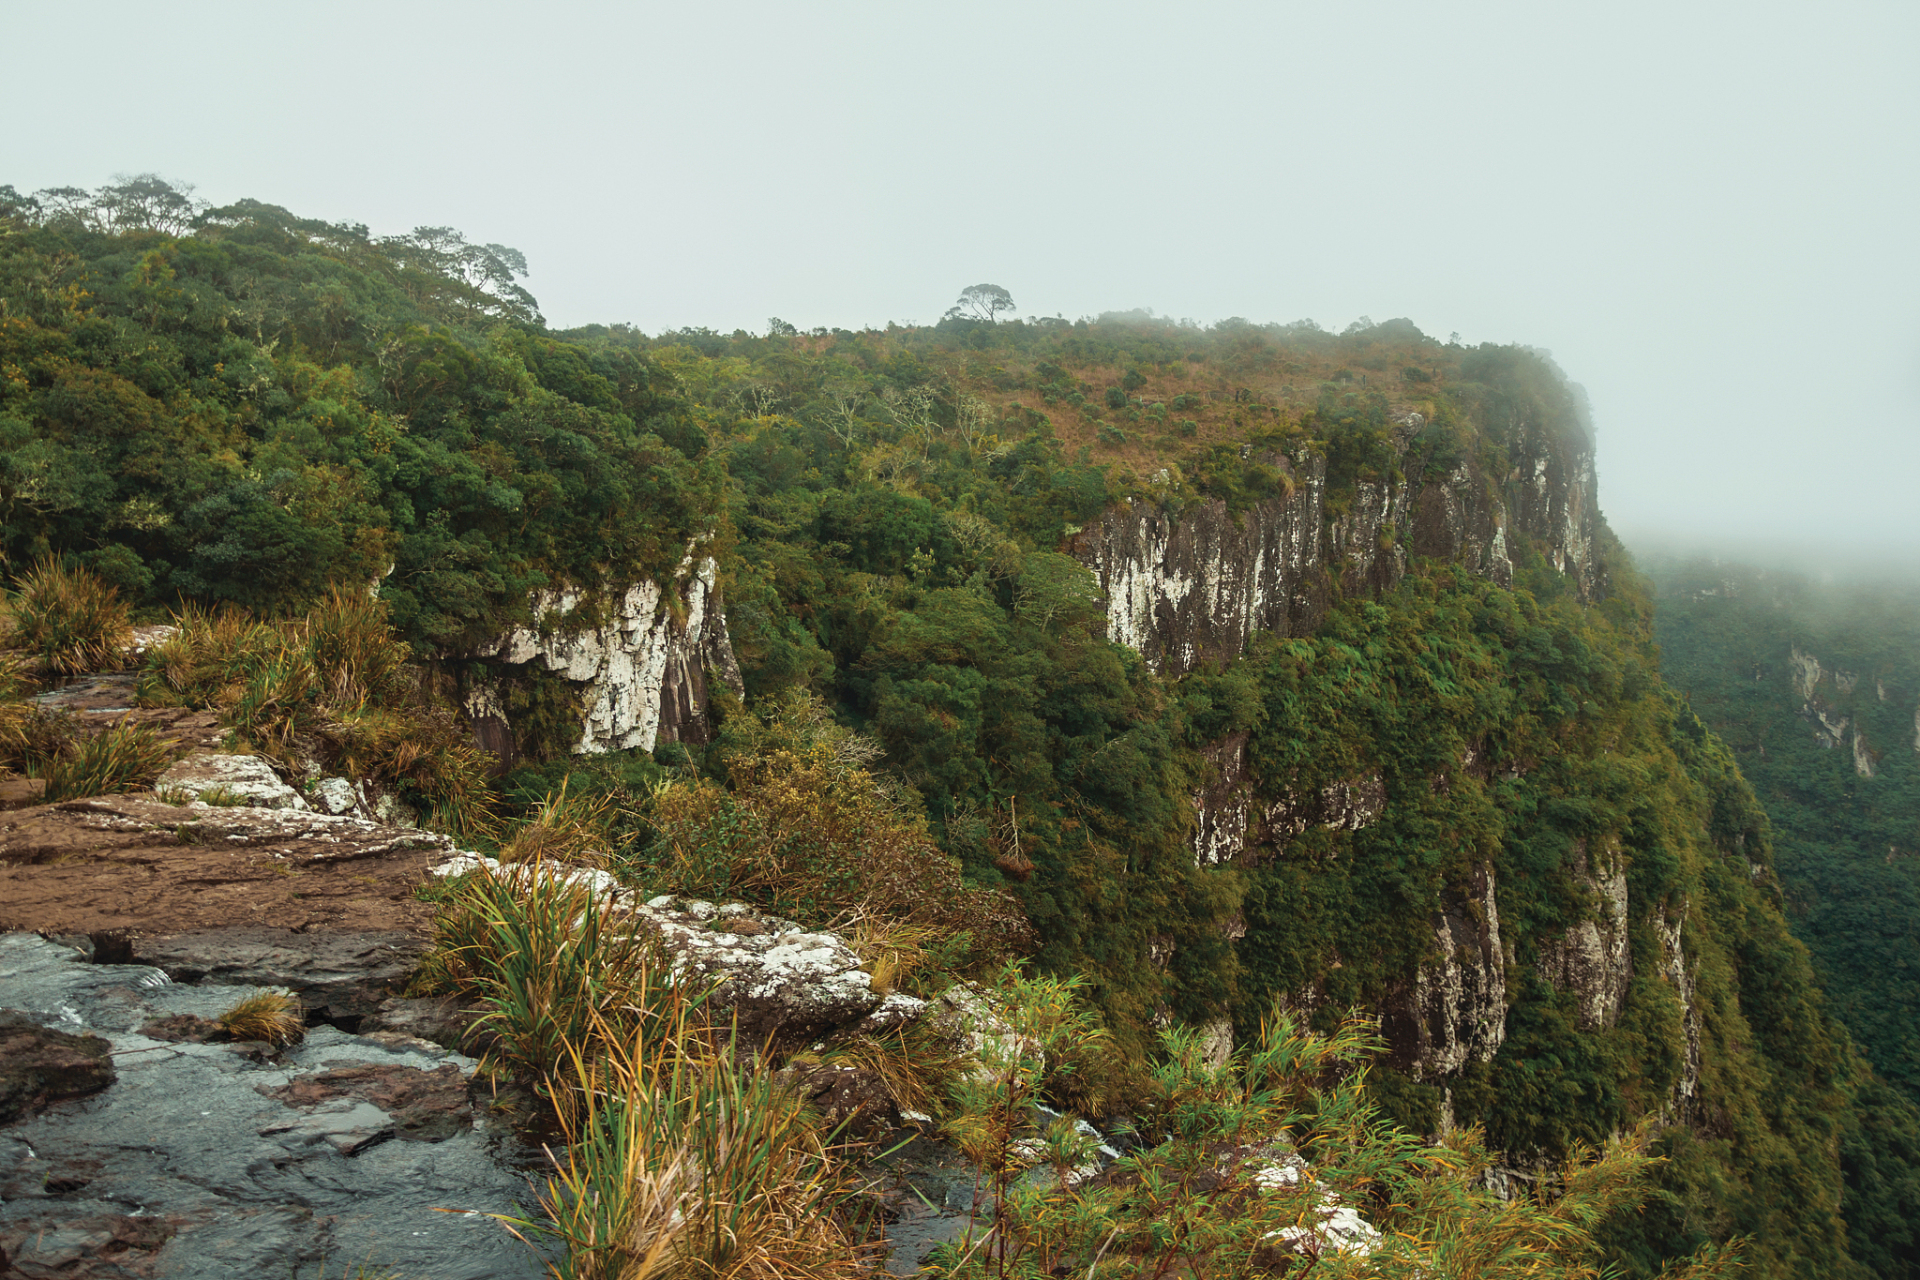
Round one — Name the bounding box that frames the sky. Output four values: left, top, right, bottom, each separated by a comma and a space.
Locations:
5, 0, 1917, 566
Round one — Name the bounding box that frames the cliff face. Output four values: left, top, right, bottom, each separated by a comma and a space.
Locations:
460, 554, 744, 766
1070, 415, 1596, 678
1080, 416, 1637, 1083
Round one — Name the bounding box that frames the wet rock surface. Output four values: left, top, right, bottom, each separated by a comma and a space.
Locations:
0, 932, 544, 1280
0, 1011, 115, 1125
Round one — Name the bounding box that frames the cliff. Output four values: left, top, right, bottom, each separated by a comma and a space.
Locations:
458, 553, 745, 769
1070, 411, 1598, 677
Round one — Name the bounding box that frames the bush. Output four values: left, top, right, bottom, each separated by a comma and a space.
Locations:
417, 864, 672, 1083
4, 559, 132, 676
502, 1006, 878, 1280
1104, 387, 1128, 410
640, 693, 1034, 975
138, 589, 496, 838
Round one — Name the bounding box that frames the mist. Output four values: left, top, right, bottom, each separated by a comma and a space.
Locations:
5, 0, 1916, 564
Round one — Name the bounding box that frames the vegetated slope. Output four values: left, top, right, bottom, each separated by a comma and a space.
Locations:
1, 177, 1913, 1277
1651, 556, 1920, 1274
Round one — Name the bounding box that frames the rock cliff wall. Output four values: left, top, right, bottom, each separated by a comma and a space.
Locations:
1070, 414, 1597, 677
462, 554, 744, 763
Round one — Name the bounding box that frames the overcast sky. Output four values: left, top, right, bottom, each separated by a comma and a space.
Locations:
6, 0, 1916, 565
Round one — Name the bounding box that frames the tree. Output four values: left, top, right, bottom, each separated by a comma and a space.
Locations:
948, 283, 1017, 324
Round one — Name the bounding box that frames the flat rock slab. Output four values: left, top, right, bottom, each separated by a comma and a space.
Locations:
0, 793, 448, 940
0, 1009, 115, 1124
0, 933, 545, 1280
129, 929, 429, 1026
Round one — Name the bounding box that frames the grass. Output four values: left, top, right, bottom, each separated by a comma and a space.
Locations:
41, 719, 175, 801
4, 558, 132, 676
501, 1007, 880, 1280
414, 863, 676, 1083
138, 589, 497, 839
216, 988, 306, 1047
496, 777, 620, 867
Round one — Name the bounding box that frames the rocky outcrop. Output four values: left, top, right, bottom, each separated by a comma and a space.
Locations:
464, 553, 745, 761
1071, 415, 1593, 678
0, 1011, 115, 1125
1536, 839, 1631, 1031
1657, 900, 1704, 1113
1384, 864, 1507, 1078
155, 753, 309, 811
1789, 645, 1880, 776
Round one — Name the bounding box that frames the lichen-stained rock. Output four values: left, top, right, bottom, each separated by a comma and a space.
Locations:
1536, 838, 1632, 1031
1070, 457, 1326, 676
1384, 863, 1507, 1078
0, 1010, 116, 1124
0, 794, 447, 941
1657, 899, 1703, 1114
1190, 733, 1252, 867
154, 753, 309, 811
635, 896, 890, 1046
465, 552, 745, 758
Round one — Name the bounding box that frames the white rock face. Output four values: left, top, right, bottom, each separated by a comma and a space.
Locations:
1657, 899, 1703, 1112
308, 777, 360, 816
471, 554, 743, 755
1401, 863, 1507, 1078
155, 754, 308, 811
1537, 839, 1631, 1030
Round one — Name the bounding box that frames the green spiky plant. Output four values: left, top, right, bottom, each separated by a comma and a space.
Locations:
4, 558, 132, 676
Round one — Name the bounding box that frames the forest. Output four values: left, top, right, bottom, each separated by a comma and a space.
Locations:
3, 176, 1917, 1277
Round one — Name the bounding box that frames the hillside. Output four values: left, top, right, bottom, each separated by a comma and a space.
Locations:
2, 177, 1916, 1277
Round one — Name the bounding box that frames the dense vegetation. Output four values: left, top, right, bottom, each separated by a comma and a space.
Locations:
3, 177, 1915, 1276
1652, 557, 1920, 1275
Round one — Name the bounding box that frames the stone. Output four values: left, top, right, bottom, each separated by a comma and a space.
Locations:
308, 776, 360, 816
1068, 421, 1594, 682
0, 792, 449, 941
634, 899, 884, 1046
129, 929, 429, 1028
366, 994, 483, 1051
154, 753, 308, 811
1537, 839, 1631, 1031
0, 1010, 116, 1124
1384, 862, 1507, 1078
0, 932, 545, 1280
0, 777, 46, 811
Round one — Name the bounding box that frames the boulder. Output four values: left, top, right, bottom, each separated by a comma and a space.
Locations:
154, 753, 308, 810
0, 1010, 115, 1124
636, 896, 888, 1046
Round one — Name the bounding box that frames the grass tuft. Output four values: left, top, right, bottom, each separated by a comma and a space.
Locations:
137, 590, 497, 839
4, 558, 133, 676
216, 988, 306, 1047
41, 719, 174, 801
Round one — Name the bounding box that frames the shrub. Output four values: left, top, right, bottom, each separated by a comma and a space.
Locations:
137, 590, 496, 839
217, 989, 306, 1047
496, 778, 620, 867
1104, 387, 1128, 410
5, 558, 132, 676
641, 694, 1034, 973
41, 720, 175, 801
417, 864, 675, 1083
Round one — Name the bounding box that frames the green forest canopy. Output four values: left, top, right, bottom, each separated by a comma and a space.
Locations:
4, 177, 1918, 1279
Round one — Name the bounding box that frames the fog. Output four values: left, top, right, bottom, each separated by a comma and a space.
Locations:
5, 0, 1916, 565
